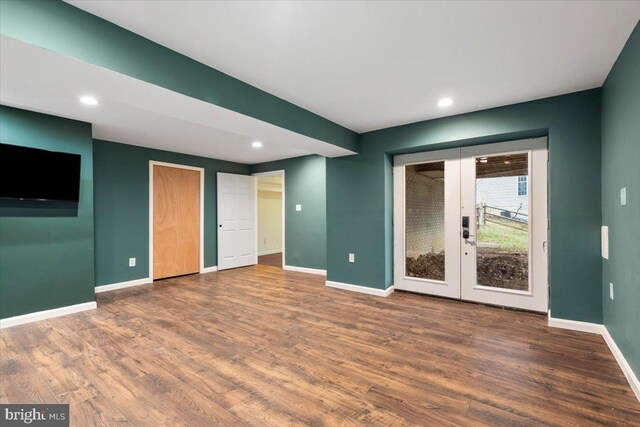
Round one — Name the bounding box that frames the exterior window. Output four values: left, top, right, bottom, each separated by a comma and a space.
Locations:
517, 176, 527, 196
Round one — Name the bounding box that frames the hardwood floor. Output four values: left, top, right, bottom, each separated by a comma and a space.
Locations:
258, 252, 283, 268
2, 265, 639, 426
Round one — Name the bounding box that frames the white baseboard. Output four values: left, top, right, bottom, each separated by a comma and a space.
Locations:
95, 277, 152, 293
602, 327, 640, 402
283, 265, 326, 275
201, 266, 218, 273
548, 311, 639, 403
0, 301, 97, 329
326, 280, 394, 297
547, 311, 604, 334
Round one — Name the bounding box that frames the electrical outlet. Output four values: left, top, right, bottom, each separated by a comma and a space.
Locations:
610, 283, 614, 300
348, 253, 355, 263
620, 187, 627, 206
129, 257, 136, 267
296, 204, 302, 211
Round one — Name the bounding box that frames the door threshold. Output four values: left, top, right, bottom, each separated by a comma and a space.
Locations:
394, 289, 546, 316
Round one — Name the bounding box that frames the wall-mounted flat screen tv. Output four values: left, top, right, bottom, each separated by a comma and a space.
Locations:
0, 143, 81, 202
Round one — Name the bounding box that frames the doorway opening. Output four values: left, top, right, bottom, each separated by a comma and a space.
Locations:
254, 171, 285, 269
393, 137, 548, 312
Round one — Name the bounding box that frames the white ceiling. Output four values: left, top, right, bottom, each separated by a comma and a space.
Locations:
67, 1, 640, 133
0, 36, 354, 164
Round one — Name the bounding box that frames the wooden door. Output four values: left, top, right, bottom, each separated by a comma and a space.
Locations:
153, 165, 201, 280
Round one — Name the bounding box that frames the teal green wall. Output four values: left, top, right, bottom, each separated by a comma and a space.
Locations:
601, 23, 640, 378
0, 0, 358, 152
328, 89, 603, 323
93, 140, 249, 286
251, 156, 326, 270
0, 106, 94, 318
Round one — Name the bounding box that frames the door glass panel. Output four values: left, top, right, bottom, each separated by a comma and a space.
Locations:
405, 162, 445, 281
475, 153, 529, 291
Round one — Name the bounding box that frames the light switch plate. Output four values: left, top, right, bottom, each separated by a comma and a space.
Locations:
348, 253, 355, 263
601, 226, 609, 259
295, 204, 302, 211
620, 187, 626, 206
610, 283, 614, 300
129, 257, 136, 267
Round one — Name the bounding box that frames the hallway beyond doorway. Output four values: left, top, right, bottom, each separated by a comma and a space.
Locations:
258, 252, 283, 269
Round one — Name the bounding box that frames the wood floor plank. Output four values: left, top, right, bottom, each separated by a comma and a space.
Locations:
1, 355, 59, 404
1, 265, 639, 425
70, 393, 131, 426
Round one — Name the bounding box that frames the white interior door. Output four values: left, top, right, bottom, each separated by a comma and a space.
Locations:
460, 138, 548, 312
217, 173, 257, 270
393, 148, 461, 298
393, 138, 548, 313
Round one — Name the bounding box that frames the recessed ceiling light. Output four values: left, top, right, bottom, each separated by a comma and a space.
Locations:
80, 96, 98, 106
437, 97, 453, 108
480, 158, 488, 163
252, 141, 263, 148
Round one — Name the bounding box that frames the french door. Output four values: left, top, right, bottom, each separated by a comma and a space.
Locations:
393, 138, 548, 312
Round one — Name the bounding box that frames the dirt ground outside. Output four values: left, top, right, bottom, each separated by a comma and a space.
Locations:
406, 249, 528, 291
406, 253, 445, 281
475, 249, 528, 291
405, 216, 529, 290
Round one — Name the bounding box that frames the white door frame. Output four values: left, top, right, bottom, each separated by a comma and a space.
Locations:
149, 160, 205, 281
393, 148, 461, 298
252, 170, 286, 267
460, 137, 548, 312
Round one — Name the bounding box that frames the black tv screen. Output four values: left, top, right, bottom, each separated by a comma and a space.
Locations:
0, 143, 81, 202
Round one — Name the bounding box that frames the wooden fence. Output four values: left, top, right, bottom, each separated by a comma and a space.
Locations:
477, 203, 528, 231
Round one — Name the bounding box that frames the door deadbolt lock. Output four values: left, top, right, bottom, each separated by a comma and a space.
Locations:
462, 216, 470, 239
